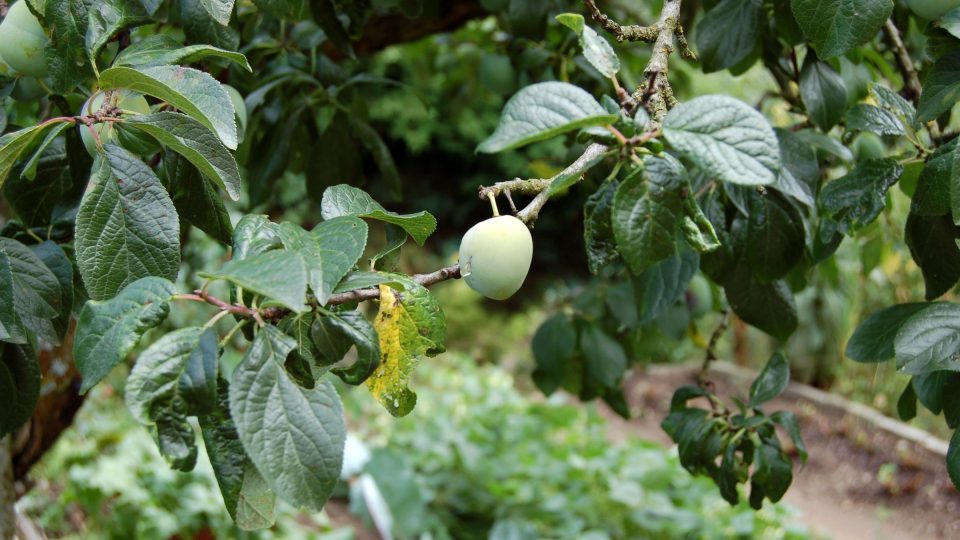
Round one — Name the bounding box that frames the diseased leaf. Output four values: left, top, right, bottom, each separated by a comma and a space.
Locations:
74, 277, 176, 392
366, 282, 445, 417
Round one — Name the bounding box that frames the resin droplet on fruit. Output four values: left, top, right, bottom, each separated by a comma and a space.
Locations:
459, 215, 533, 300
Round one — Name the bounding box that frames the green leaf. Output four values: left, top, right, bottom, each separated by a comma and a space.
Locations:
0, 248, 25, 345
897, 382, 918, 421
180, 0, 240, 50
114, 35, 250, 70
320, 184, 436, 245
753, 441, 792, 503
124, 112, 242, 200
3, 138, 69, 228
819, 158, 902, 236
200, 250, 309, 313
276, 218, 368, 304
0, 342, 40, 437
580, 322, 627, 388
74, 276, 176, 392
694, 0, 763, 73
724, 259, 798, 340
773, 128, 817, 207
583, 178, 619, 274
199, 378, 277, 530
332, 271, 396, 294
918, 51, 960, 123
86, 0, 151, 70
182, 328, 219, 415
790, 0, 892, 59
846, 303, 931, 363
311, 0, 355, 57
155, 409, 198, 471
870, 84, 916, 126
948, 429, 960, 490
913, 139, 957, 218
634, 246, 699, 324
199, 0, 234, 25
19, 122, 70, 181
0, 120, 72, 190
160, 151, 233, 244
43, 0, 95, 93
229, 326, 346, 511
718, 442, 740, 504
749, 352, 790, 407
681, 196, 722, 253
663, 95, 780, 186
366, 282, 445, 417
556, 13, 620, 78
75, 145, 181, 300
25, 241, 74, 345
798, 55, 848, 131
612, 157, 686, 276
792, 130, 853, 161
846, 104, 905, 136
905, 212, 960, 300
746, 190, 805, 281
477, 82, 617, 153
348, 116, 402, 200
326, 311, 381, 384
0, 239, 62, 343
98, 65, 239, 150
231, 215, 281, 261
770, 410, 807, 462
310, 315, 354, 367
894, 303, 960, 375
531, 314, 576, 395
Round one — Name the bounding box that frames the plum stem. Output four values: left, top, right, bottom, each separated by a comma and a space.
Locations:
487, 191, 499, 216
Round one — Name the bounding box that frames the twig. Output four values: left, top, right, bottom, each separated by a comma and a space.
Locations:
882, 18, 922, 105
698, 309, 730, 387
479, 143, 610, 225
583, 0, 659, 42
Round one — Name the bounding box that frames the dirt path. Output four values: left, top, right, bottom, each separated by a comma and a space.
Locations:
601, 363, 960, 540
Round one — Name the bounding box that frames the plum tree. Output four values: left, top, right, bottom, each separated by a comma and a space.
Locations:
78, 90, 155, 156
0, 1, 49, 78
459, 215, 533, 300
906, 0, 960, 20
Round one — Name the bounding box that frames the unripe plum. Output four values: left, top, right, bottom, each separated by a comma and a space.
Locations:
907, 0, 960, 20
0, 1, 49, 78
79, 90, 154, 156
685, 274, 713, 318
458, 215, 533, 300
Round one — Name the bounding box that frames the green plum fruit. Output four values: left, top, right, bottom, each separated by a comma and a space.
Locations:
0, 1, 49, 78
685, 274, 713, 318
907, 0, 960, 20
79, 90, 156, 156
851, 132, 885, 161
10, 76, 44, 101
459, 215, 533, 300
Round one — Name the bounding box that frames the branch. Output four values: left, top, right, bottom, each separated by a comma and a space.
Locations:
882, 18, 922, 105
478, 143, 610, 224
584, 0, 659, 42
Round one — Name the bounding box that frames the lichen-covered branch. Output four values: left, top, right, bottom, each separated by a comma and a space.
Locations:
478, 143, 610, 224
584, 0, 660, 42
635, 0, 687, 128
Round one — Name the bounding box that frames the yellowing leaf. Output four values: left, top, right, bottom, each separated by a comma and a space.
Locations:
366, 282, 445, 417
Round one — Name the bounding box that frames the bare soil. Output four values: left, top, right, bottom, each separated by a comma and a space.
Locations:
601, 363, 960, 540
